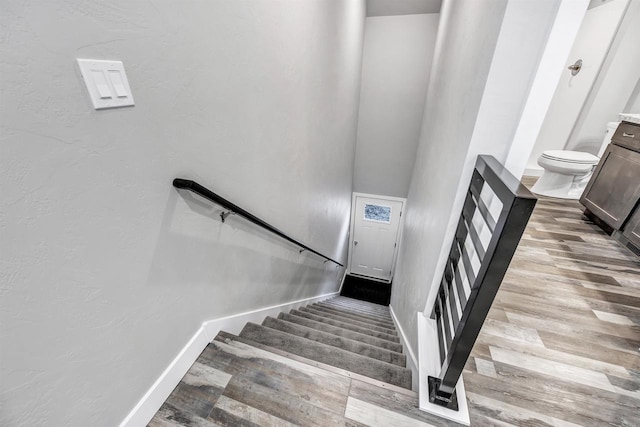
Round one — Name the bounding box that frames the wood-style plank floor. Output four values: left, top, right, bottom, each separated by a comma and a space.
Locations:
464, 177, 640, 426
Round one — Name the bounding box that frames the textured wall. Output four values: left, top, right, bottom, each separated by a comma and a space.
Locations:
0, 1, 365, 425
353, 14, 439, 198
390, 0, 563, 357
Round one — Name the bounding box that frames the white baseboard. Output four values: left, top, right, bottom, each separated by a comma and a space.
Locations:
417, 312, 470, 426
388, 305, 419, 391
119, 291, 339, 427
338, 270, 348, 294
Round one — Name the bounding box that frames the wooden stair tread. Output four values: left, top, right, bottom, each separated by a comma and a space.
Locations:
324, 298, 393, 319
310, 303, 397, 329
347, 379, 464, 426
238, 322, 412, 389
316, 300, 394, 322
213, 330, 414, 396
289, 309, 400, 343
278, 312, 403, 352
329, 297, 392, 315
262, 316, 406, 366
299, 306, 397, 335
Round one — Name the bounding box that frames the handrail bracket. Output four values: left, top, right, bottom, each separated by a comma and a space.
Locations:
220, 210, 235, 223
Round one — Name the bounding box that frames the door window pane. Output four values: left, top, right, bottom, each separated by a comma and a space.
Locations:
364, 204, 391, 223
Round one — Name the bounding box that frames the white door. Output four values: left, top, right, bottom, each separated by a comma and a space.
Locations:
349, 195, 404, 282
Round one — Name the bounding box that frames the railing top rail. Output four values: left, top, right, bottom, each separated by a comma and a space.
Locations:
173, 178, 344, 267
475, 155, 536, 203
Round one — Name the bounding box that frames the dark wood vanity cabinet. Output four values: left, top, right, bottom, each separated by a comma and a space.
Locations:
622, 206, 640, 248
580, 121, 640, 255
580, 143, 640, 229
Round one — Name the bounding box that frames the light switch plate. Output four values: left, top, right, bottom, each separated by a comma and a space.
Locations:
77, 59, 135, 110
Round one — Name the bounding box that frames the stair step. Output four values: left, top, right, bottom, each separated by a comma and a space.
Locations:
330, 297, 392, 316
238, 323, 412, 389
348, 379, 461, 426
299, 306, 396, 336
322, 299, 393, 321
326, 303, 391, 321
311, 303, 396, 329
316, 301, 393, 323
262, 316, 406, 367
290, 309, 400, 343
214, 331, 415, 395
278, 312, 403, 353
202, 336, 361, 426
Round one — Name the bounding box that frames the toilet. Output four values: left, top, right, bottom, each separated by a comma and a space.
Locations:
530, 122, 620, 199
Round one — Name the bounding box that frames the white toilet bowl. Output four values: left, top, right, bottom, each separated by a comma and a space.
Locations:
531, 150, 600, 199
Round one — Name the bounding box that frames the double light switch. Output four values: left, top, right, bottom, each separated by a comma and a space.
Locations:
77, 59, 135, 110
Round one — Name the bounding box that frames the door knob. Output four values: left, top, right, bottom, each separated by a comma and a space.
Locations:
354, 241, 358, 246
567, 59, 582, 76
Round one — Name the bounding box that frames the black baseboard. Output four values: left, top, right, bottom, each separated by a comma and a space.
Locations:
340, 274, 391, 306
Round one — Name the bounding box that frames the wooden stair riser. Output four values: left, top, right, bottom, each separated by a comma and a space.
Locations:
318, 300, 394, 322
289, 309, 400, 343
323, 297, 391, 317
311, 303, 396, 329
277, 312, 403, 353
262, 316, 406, 367
238, 322, 412, 389
299, 307, 396, 335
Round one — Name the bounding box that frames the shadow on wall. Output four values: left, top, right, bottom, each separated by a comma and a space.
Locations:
145, 187, 341, 305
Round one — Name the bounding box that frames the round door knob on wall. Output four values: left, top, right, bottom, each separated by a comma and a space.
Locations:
567, 59, 582, 76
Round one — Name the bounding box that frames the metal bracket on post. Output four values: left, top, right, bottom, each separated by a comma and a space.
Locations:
220, 211, 234, 223
427, 376, 459, 411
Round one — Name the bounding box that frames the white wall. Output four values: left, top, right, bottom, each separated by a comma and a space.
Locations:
526, 0, 628, 171
390, 0, 567, 356
0, 1, 365, 426
353, 14, 439, 198
627, 77, 640, 111
567, 0, 640, 154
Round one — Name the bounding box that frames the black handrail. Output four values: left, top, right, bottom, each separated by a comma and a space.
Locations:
173, 178, 344, 266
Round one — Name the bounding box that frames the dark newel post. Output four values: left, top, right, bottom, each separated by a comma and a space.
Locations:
427, 156, 536, 410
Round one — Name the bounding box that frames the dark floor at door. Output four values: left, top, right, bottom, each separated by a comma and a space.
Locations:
340, 274, 392, 305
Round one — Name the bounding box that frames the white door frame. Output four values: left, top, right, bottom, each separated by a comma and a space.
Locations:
347, 192, 407, 283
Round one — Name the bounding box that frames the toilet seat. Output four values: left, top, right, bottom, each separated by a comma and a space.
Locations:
541, 150, 599, 164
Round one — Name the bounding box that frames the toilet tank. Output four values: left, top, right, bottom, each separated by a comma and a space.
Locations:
598, 121, 620, 158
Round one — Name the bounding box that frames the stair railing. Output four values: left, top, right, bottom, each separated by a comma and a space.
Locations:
173, 178, 343, 266
428, 155, 536, 409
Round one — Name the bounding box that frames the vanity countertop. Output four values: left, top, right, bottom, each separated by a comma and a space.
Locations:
618, 113, 640, 124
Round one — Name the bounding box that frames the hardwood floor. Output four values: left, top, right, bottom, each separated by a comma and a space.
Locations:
149, 177, 639, 426
464, 178, 640, 426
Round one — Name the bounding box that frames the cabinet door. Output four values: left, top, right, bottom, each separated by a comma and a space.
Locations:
580, 144, 640, 229
622, 205, 640, 248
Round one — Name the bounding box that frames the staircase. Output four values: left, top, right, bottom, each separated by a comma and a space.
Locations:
149, 296, 456, 426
